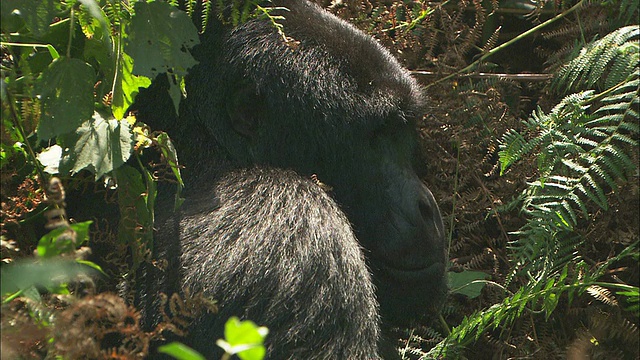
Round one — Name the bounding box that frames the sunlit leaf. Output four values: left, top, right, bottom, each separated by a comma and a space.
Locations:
58, 112, 134, 179
125, 1, 199, 79
217, 317, 268, 360
158, 342, 205, 360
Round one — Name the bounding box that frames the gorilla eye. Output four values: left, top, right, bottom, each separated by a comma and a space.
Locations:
372, 114, 410, 140
370, 123, 394, 142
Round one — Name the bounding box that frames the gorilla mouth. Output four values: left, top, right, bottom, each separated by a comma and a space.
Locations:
378, 261, 445, 282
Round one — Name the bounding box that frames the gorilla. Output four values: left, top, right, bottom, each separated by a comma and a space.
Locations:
134, 1, 447, 358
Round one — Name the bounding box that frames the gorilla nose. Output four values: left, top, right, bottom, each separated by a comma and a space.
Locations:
385, 182, 445, 269
414, 185, 444, 247
419, 185, 443, 231
419, 193, 435, 222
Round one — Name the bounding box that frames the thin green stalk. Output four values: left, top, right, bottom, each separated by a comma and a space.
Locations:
111, 11, 124, 101
427, 0, 587, 89
447, 145, 460, 258
439, 314, 451, 336
2, 288, 25, 304
0, 42, 60, 59
582, 77, 636, 106
67, 7, 75, 58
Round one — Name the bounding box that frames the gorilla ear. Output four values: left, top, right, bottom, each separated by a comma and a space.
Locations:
226, 86, 264, 139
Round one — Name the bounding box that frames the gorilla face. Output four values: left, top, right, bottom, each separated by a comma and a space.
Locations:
339, 122, 447, 325
184, 0, 447, 324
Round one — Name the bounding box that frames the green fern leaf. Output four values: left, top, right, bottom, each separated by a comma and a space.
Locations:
598, 153, 627, 182
614, 125, 640, 139
560, 160, 587, 174
566, 191, 589, 218
590, 163, 618, 190
584, 44, 618, 88
201, 0, 212, 32
583, 173, 608, 209
554, 26, 639, 94
575, 136, 599, 148
498, 129, 527, 174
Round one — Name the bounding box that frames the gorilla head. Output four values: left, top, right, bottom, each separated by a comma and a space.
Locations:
179, 0, 447, 325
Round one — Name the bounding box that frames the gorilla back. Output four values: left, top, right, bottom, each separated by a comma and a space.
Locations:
170, 168, 380, 359
135, 0, 447, 358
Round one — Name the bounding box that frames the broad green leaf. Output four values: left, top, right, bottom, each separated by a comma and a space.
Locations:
58, 112, 134, 179
1, 258, 95, 298
158, 342, 205, 360
543, 292, 560, 319
217, 317, 268, 360
125, 1, 199, 79
167, 74, 183, 115
112, 52, 151, 119
36, 221, 93, 258
37, 57, 95, 140
156, 132, 184, 209
448, 271, 491, 299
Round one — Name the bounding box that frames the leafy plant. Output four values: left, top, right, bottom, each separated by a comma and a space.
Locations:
1, 0, 194, 257
425, 25, 639, 359
1, 0, 198, 356
2, 2, 283, 357
448, 270, 491, 299
552, 25, 639, 94
499, 25, 638, 236
157, 317, 269, 360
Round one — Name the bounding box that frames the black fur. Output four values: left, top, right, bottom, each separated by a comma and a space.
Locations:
177, 168, 379, 358
134, 1, 447, 358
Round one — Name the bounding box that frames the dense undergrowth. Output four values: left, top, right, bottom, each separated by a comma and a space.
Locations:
1, 0, 638, 359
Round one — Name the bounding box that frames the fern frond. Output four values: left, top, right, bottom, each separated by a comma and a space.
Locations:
500, 66, 638, 231
201, 0, 212, 33
484, 27, 640, 352
430, 241, 638, 357
587, 285, 618, 306
553, 26, 639, 94
498, 129, 526, 174
212, 0, 265, 27
184, 0, 196, 16
482, 26, 501, 54
104, 1, 122, 30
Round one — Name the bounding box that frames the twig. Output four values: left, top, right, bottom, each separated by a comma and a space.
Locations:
412, 71, 553, 82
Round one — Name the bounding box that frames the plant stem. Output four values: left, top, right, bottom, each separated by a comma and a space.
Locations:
439, 313, 451, 336
67, 7, 75, 58
447, 145, 460, 260
111, 13, 124, 101
583, 77, 636, 106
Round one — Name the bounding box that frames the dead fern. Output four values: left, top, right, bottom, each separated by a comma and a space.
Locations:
53, 293, 149, 359
155, 292, 218, 338
587, 285, 618, 307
